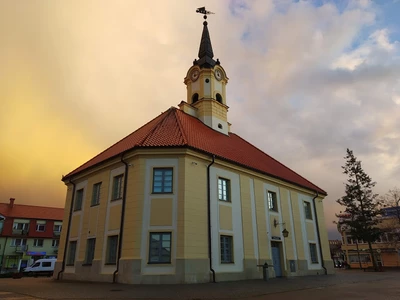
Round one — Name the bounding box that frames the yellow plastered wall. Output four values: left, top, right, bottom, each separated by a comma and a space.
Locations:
108, 204, 122, 231
182, 156, 208, 259
314, 198, 331, 261
150, 198, 173, 226
290, 190, 305, 260
81, 168, 113, 260
121, 157, 145, 259
239, 175, 255, 259
57, 185, 74, 260
176, 156, 186, 259
279, 188, 295, 260
254, 179, 269, 261
306, 222, 316, 241
219, 205, 232, 231
69, 215, 80, 238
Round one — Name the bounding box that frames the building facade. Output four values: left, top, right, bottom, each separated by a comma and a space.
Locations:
55, 16, 334, 284
0, 198, 64, 273
338, 208, 400, 268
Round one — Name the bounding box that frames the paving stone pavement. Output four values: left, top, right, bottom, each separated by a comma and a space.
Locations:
0, 269, 399, 299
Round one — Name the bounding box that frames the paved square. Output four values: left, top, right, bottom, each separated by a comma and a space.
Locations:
0, 270, 399, 299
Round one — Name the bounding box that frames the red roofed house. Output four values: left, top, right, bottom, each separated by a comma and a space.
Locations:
0, 198, 64, 273
55, 15, 334, 284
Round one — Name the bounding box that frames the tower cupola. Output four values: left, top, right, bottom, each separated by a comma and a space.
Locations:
181, 8, 230, 135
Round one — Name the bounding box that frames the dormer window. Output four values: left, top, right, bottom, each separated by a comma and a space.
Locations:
192, 93, 199, 104
216, 93, 222, 104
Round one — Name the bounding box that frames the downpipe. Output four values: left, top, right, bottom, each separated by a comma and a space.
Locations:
207, 155, 216, 283
312, 191, 327, 275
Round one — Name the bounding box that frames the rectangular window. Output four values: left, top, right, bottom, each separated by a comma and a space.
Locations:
36, 224, 46, 232
309, 243, 318, 264
220, 235, 233, 263
74, 189, 84, 211
218, 178, 230, 202
106, 235, 118, 264
112, 175, 124, 200
152, 168, 173, 194
91, 182, 102, 206
346, 235, 353, 244
13, 223, 28, 231
148, 232, 171, 264
52, 239, 59, 247
85, 238, 96, 265
33, 239, 44, 247
11, 239, 27, 247
268, 191, 278, 212
67, 241, 77, 265
304, 201, 312, 219
54, 225, 62, 233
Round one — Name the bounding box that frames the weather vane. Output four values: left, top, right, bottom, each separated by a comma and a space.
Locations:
196, 7, 215, 19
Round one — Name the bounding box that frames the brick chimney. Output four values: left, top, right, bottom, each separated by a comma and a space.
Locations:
9, 198, 15, 208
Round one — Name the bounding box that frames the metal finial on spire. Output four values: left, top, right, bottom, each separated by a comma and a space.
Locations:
196, 7, 215, 17
195, 7, 217, 68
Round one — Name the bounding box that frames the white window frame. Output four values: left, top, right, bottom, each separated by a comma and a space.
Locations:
36, 224, 46, 232
54, 224, 62, 232
52, 239, 60, 247
33, 239, 44, 247
11, 238, 27, 247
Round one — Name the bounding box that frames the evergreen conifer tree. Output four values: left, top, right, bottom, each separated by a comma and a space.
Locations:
337, 149, 382, 270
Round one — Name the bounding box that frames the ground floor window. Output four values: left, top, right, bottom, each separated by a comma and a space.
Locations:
148, 232, 171, 263
348, 254, 371, 263
106, 235, 118, 265
85, 238, 96, 264
67, 241, 77, 266
220, 235, 233, 263
309, 243, 318, 264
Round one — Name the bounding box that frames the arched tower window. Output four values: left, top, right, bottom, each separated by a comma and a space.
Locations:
192, 93, 199, 104
216, 93, 223, 104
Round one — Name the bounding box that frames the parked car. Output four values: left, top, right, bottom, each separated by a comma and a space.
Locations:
23, 258, 56, 277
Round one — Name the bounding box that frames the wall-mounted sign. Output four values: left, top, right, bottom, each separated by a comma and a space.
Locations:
26, 251, 46, 256
271, 236, 281, 241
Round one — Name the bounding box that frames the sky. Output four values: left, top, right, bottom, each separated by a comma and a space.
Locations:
0, 0, 399, 239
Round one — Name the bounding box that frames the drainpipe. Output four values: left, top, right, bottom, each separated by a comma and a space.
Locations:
207, 155, 216, 283
113, 152, 129, 283
57, 179, 76, 280
312, 191, 327, 275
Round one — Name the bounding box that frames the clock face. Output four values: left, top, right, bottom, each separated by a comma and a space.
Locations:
191, 69, 199, 81
215, 69, 222, 81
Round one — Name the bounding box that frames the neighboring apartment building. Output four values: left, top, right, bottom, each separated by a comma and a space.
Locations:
55, 16, 333, 284
338, 208, 400, 268
0, 198, 64, 273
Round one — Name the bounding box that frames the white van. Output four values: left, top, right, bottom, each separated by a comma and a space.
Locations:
23, 258, 56, 276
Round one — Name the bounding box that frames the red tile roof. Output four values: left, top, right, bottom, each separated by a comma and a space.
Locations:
0, 203, 64, 221
64, 107, 327, 195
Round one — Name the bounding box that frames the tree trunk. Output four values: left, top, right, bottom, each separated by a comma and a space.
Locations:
367, 241, 378, 271
355, 241, 362, 269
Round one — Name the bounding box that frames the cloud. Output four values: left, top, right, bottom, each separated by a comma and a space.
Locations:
0, 0, 399, 238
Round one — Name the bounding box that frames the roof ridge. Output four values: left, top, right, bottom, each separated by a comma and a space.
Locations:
64, 110, 168, 178
173, 108, 189, 145
139, 108, 176, 145
229, 132, 327, 194
0, 203, 63, 209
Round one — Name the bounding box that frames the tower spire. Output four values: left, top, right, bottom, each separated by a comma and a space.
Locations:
195, 7, 217, 68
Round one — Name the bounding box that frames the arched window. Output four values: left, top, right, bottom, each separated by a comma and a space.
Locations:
192, 93, 199, 104
216, 93, 223, 104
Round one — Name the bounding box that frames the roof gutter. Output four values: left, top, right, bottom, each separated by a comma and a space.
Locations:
57, 179, 76, 280
113, 152, 129, 283
312, 191, 327, 275
207, 155, 216, 283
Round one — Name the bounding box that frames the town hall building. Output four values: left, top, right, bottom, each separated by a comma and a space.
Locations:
55, 12, 334, 284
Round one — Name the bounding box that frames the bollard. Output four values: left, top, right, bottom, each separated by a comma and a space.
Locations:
263, 262, 269, 281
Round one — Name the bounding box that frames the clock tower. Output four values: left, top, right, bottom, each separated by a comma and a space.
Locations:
181, 14, 230, 135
